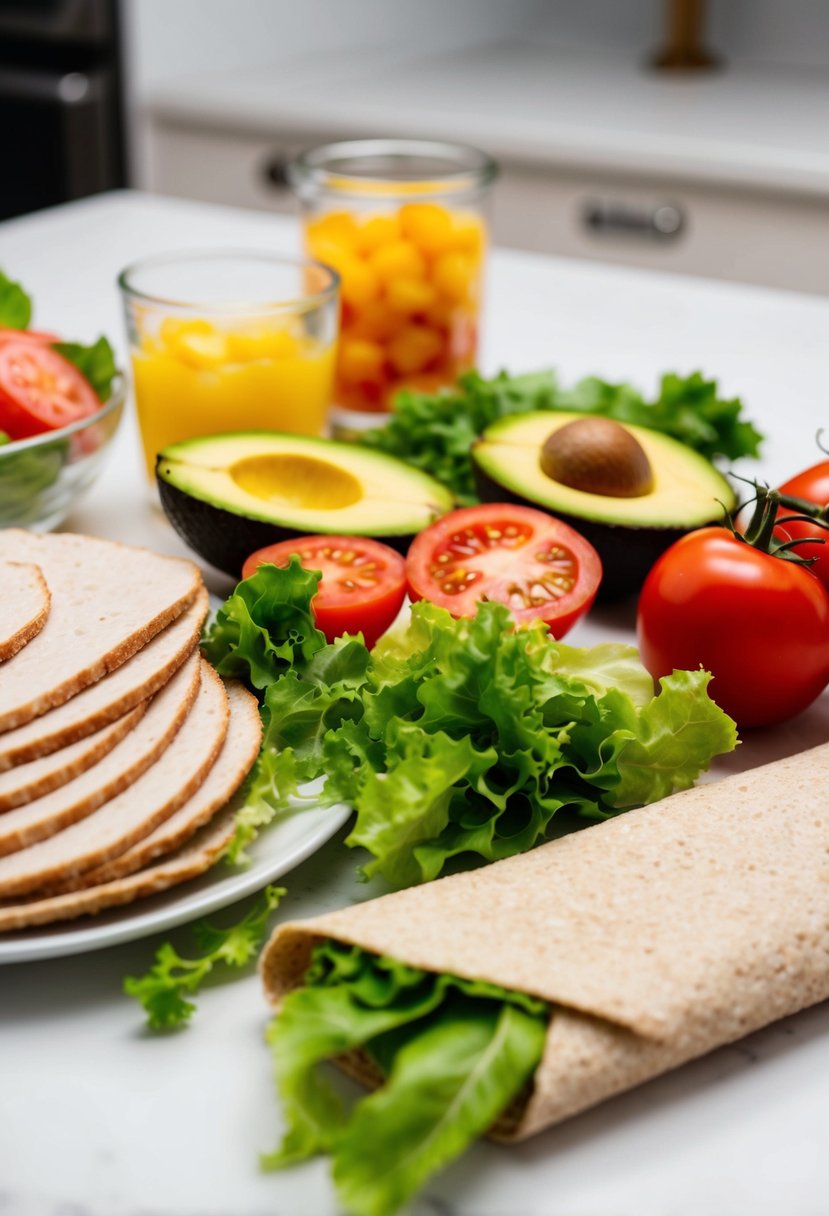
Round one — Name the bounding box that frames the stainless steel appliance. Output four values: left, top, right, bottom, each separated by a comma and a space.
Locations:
0, 0, 126, 220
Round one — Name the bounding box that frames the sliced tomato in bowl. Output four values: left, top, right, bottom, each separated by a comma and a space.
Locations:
242, 535, 407, 649
0, 328, 59, 346
405, 503, 602, 638
0, 341, 100, 440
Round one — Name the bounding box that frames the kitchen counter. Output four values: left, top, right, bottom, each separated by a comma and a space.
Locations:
1, 191, 828, 1216
149, 41, 829, 199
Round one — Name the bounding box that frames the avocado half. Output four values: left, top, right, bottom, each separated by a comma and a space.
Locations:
157, 431, 454, 577
472, 411, 734, 599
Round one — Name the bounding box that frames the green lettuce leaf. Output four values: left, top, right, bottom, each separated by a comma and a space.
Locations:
0, 270, 32, 329
202, 560, 327, 689
265, 941, 548, 1216
124, 884, 284, 1029
208, 572, 736, 887
330, 601, 736, 884
224, 643, 371, 864
52, 336, 118, 402
611, 669, 739, 807
358, 368, 763, 503
205, 566, 373, 862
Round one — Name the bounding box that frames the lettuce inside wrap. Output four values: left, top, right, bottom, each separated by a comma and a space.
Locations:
265, 939, 549, 1216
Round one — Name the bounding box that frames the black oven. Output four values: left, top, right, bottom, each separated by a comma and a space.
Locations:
0, 0, 126, 221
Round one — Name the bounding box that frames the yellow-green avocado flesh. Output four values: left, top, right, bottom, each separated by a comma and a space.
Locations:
472, 411, 735, 599
157, 431, 454, 576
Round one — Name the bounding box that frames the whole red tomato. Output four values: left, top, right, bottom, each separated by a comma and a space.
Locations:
637, 526, 829, 728
777, 460, 829, 590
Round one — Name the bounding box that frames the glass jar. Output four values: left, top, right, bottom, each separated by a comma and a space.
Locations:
289, 139, 497, 428
119, 251, 339, 481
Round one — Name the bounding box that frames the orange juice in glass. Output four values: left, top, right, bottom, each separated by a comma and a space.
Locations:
118, 252, 339, 480
289, 140, 496, 429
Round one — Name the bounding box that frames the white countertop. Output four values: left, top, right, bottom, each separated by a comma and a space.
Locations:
149, 40, 829, 198
1, 191, 829, 1216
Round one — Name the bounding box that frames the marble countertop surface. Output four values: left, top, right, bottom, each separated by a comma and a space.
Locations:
1, 191, 828, 1216
148, 41, 829, 198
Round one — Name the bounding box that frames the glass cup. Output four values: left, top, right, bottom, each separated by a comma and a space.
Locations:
289, 139, 497, 430
118, 250, 339, 481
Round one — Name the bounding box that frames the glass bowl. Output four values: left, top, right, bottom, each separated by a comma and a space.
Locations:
0, 376, 125, 531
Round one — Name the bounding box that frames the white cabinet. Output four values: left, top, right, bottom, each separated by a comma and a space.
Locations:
492, 164, 829, 294
148, 124, 302, 216
144, 43, 829, 296
149, 117, 829, 295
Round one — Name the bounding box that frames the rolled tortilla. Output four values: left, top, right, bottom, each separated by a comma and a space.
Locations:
261, 742, 829, 1140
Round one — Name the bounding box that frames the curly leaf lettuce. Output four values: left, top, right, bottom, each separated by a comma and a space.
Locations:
208, 569, 736, 884
202, 559, 327, 689
124, 884, 285, 1028
205, 564, 372, 861
358, 368, 763, 503
265, 941, 548, 1216
330, 601, 738, 885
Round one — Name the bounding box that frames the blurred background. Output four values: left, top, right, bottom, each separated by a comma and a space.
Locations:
3, 0, 829, 293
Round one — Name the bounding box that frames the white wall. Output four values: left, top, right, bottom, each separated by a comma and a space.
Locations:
123, 0, 532, 97
122, 0, 829, 187
121, 0, 537, 184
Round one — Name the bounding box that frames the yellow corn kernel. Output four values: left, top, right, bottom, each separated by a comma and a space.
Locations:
425, 298, 457, 331
449, 213, 487, 262
386, 276, 437, 315
339, 337, 386, 385
399, 202, 454, 255
306, 235, 352, 273
387, 324, 444, 375
338, 258, 380, 309
370, 240, 426, 283
306, 210, 360, 250
355, 214, 400, 254
347, 299, 401, 343
431, 251, 477, 303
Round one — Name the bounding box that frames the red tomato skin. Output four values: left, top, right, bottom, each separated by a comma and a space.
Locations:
405, 503, 602, 639
0, 342, 99, 439
0, 329, 59, 345
777, 461, 829, 590
242, 535, 406, 649
637, 527, 829, 728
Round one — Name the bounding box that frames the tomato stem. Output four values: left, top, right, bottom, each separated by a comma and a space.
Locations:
730, 484, 826, 566
777, 491, 829, 524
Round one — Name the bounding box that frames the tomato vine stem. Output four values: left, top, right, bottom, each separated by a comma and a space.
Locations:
727, 483, 827, 566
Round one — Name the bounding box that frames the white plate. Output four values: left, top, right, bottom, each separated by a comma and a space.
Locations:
0, 781, 351, 965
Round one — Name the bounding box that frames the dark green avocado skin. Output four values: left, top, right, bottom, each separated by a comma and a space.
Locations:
157, 474, 413, 579
473, 464, 700, 602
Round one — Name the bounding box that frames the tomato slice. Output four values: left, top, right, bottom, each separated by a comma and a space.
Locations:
0, 342, 100, 440
0, 328, 59, 346
405, 504, 602, 638
242, 535, 407, 649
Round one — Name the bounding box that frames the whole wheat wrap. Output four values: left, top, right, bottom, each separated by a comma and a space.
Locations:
261, 743, 829, 1141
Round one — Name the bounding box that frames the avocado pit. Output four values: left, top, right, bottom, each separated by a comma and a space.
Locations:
539, 417, 654, 499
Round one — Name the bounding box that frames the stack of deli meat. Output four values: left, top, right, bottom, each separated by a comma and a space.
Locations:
0, 531, 262, 932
